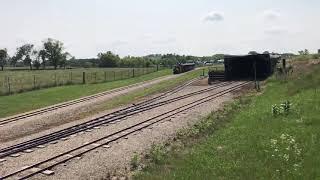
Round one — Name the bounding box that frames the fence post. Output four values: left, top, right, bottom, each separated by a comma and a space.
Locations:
7, 76, 11, 94
113, 71, 116, 81
33, 75, 36, 89
54, 73, 57, 86
70, 72, 73, 84
83, 72, 86, 84
157, 64, 159, 71
132, 68, 135, 77
104, 71, 107, 82
94, 72, 97, 83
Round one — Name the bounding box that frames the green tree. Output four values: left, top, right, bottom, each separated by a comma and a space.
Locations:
33, 59, 41, 70
42, 38, 65, 69
263, 51, 270, 54
38, 49, 47, 69
10, 55, 19, 67
98, 51, 120, 67
248, 51, 258, 55
24, 55, 32, 70
298, 49, 310, 56
16, 44, 34, 69
0, 48, 8, 71
59, 52, 70, 69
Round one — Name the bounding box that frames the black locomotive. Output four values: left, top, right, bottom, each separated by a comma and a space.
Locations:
173, 63, 196, 74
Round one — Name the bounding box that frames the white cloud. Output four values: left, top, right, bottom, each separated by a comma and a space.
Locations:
110, 40, 128, 47
203, 11, 224, 22
264, 26, 288, 35
153, 37, 176, 45
262, 10, 281, 21
139, 33, 153, 40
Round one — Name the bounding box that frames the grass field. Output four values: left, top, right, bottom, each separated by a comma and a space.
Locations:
135, 61, 320, 179
0, 69, 171, 118
0, 67, 158, 95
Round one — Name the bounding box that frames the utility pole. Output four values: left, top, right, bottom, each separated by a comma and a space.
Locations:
253, 60, 260, 91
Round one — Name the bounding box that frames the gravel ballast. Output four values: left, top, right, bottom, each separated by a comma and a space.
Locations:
0, 74, 183, 143
0, 81, 247, 179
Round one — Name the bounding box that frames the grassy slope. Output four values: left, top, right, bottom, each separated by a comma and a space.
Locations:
0, 69, 171, 118
136, 63, 320, 180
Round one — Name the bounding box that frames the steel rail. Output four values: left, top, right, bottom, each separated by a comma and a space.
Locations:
1, 81, 250, 180
0, 77, 198, 126
0, 81, 232, 158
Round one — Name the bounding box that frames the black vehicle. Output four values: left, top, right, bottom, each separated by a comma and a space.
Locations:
173, 63, 196, 74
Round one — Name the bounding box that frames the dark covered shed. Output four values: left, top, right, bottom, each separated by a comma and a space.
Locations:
224, 54, 278, 80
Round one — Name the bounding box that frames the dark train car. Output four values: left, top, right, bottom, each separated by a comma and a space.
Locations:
173, 63, 196, 74
224, 54, 278, 80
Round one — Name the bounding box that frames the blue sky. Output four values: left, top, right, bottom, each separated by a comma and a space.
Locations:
1, 0, 319, 58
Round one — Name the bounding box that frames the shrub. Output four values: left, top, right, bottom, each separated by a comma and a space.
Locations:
272, 101, 292, 116
130, 153, 139, 170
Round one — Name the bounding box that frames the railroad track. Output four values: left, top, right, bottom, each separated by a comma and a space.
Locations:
0, 81, 250, 179
0, 77, 199, 126
0, 81, 233, 159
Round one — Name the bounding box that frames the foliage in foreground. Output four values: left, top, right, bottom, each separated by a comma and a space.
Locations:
135, 63, 320, 180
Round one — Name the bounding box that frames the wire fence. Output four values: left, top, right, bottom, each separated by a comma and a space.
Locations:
0, 67, 164, 95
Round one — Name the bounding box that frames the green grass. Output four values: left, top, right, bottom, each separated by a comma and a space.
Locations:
0, 67, 158, 95
0, 69, 171, 118
135, 63, 320, 180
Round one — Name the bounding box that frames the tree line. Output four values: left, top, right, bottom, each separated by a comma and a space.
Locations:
0, 38, 228, 71
0, 38, 71, 71
69, 53, 225, 68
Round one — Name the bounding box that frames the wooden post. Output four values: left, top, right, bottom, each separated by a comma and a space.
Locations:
70, 72, 73, 84
104, 71, 107, 82
33, 75, 36, 89
54, 73, 57, 86
254, 60, 257, 82
113, 71, 116, 81
7, 76, 11, 94
157, 64, 159, 71
83, 72, 86, 84
132, 69, 135, 77
253, 60, 260, 91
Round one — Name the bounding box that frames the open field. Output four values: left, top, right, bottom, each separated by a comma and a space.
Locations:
135, 60, 320, 179
0, 67, 160, 95
0, 69, 173, 118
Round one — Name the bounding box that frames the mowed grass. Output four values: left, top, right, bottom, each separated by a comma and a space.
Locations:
0, 67, 157, 95
0, 69, 171, 118
135, 62, 320, 179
